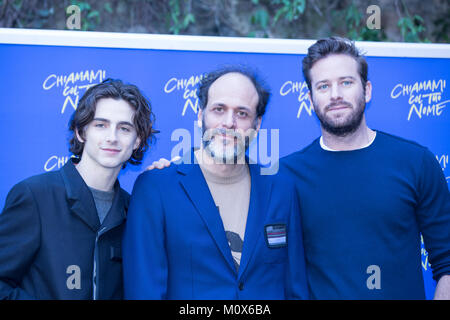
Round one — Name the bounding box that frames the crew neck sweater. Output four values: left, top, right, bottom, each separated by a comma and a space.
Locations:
281, 131, 450, 299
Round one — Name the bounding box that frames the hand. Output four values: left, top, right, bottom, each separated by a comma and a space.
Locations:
146, 156, 181, 171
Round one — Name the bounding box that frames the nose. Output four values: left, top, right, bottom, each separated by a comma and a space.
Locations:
330, 83, 342, 101
105, 126, 118, 143
222, 110, 236, 129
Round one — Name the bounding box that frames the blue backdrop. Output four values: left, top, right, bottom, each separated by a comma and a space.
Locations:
0, 38, 448, 299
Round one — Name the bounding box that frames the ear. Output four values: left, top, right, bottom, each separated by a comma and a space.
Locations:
197, 108, 203, 128
255, 116, 262, 132
75, 128, 85, 143
133, 137, 141, 151
364, 80, 372, 103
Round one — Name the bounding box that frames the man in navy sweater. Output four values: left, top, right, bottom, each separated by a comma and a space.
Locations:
281, 37, 450, 299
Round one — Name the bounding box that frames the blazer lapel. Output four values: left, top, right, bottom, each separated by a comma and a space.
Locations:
61, 160, 100, 232
238, 164, 273, 280
178, 161, 237, 274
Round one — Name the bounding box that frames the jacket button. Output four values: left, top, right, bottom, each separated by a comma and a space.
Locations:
238, 282, 244, 291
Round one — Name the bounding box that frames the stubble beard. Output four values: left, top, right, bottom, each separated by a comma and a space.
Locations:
313, 93, 366, 137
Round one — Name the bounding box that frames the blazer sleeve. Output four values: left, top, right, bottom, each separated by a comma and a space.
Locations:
0, 181, 40, 300
122, 172, 168, 299
286, 182, 310, 300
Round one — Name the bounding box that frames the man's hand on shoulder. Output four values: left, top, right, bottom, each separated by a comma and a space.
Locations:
145, 156, 180, 171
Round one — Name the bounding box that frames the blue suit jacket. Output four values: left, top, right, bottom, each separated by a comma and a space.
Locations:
123, 153, 308, 300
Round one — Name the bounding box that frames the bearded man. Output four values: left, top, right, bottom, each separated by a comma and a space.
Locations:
122, 66, 309, 300
281, 37, 450, 299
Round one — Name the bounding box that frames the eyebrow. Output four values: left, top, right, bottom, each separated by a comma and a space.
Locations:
314, 76, 357, 85
210, 103, 253, 112
93, 118, 135, 127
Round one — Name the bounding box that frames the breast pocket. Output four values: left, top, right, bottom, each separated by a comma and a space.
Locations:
263, 246, 288, 264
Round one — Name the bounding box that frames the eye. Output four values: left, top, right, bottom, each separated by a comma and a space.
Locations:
317, 83, 329, 90
213, 106, 224, 113
120, 126, 132, 133
237, 110, 249, 118
94, 122, 106, 128
342, 80, 353, 86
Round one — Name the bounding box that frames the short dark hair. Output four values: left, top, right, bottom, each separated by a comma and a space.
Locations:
69, 78, 155, 166
302, 37, 368, 93
197, 65, 271, 118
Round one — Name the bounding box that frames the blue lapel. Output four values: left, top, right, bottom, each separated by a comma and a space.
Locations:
177, 157, 237, 274
238, 163, 273, 280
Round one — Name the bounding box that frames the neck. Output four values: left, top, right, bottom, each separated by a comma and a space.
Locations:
321, 119, 375, 151
195, 148, 247, 179
75, 159, 120, 192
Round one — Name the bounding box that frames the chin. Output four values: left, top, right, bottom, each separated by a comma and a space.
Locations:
207, 142, 246, 164
97, 158, 125, 169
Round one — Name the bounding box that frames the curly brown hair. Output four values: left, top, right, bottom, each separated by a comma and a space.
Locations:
69, 78, 156, 167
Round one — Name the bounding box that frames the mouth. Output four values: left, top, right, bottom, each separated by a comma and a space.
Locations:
215, 134, 238, 147
213, 129, 242, 141
327, 104, 351, 112
101, 148, 121, 154
220, 134, 237, 140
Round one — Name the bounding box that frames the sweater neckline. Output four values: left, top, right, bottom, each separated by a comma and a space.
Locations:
318, 130, 379, 153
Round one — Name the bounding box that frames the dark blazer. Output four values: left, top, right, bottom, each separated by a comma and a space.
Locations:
0, 160, 129, 299
123, 152, 309, 299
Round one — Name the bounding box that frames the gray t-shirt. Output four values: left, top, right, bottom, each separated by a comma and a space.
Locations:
89, 187, 115, 225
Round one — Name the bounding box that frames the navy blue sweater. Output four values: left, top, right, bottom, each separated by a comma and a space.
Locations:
281, 131, 450, 299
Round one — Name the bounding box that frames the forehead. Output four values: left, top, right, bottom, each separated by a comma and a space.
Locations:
309, 54, 359, 83
208, 72, 259, 109
93, 98, 135, 122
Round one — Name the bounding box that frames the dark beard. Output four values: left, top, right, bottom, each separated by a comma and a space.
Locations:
315, 96, 366, 137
